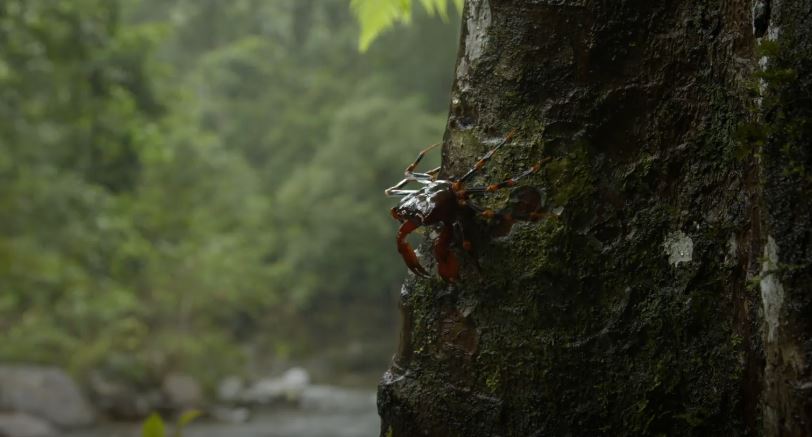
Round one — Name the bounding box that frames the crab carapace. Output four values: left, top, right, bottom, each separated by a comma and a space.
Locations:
385, 130, 553, 282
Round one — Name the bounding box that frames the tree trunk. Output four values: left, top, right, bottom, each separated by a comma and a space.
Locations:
378, 0, 811, 436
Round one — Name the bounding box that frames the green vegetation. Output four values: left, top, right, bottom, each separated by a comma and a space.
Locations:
141, 410, 200, 437
141, 414, 167, 437
351, 0, 462, 51
0, 0, 458, 390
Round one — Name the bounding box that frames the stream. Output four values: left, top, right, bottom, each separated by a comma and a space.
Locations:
65, 387, 379, 437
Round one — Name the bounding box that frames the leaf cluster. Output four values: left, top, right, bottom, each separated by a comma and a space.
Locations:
351, 0, 462, 51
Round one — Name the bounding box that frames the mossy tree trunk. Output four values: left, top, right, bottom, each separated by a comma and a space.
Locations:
378, 0, 811, 436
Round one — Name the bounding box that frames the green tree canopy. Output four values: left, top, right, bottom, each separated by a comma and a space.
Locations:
0, 0, 459, 392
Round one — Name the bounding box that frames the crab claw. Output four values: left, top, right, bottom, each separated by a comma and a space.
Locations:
436, 250, 459, 282
401, 244, 430, 278
397, 220, 430, 277
434, 224, 459, 282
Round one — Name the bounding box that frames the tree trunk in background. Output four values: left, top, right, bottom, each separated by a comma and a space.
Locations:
378, 0, 811, 435
759, 1, 812, 435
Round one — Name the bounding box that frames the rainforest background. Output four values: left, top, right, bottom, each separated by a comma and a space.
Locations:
0, 0, 459, 397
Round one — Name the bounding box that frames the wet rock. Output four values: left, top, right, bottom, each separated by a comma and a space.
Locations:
216, 376, 244, 404
0, 412, 57, 437
162, 374, 203, 409
88, 373, 158, 420
0, 366, 94, 428
241, 368, 309, 404
208, 406, 250, 424
280, 367, 309, 387
299, 385, 376, 413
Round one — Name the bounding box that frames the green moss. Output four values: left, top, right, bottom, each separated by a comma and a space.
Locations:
545, 144, 594, 207
733, 121, 767, 162
485, 367, 500, 393
755, 67, 797, 85
757, 33, 812, 188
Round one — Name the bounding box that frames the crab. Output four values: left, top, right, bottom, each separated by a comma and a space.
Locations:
385, 130, 553, 282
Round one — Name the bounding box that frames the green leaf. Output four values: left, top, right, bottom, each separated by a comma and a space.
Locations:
352, 0, 461, 51
419, 0, 448, 20
142, 413, 166, 437
351, 0, 413, 51
174, 409, 202, 437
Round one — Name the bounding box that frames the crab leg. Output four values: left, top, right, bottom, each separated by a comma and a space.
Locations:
465, 157, 551, 194
458, 129, 516, 184
455, 216, 482, 271
434, 223, 460, 282
385, 177, 420, 196
425, 166, 441, 179
385, 166, 443, 197
405, 143, 441, 175
410, 166, 442, 182
397, 220, 429, 277
453, 219, 476, 256
463, 198, 515, 224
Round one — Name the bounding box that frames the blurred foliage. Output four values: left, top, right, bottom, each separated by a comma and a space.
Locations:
0, 0, 457, 389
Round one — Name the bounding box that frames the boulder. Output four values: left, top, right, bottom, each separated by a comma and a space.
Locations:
278, 367, 309, 388
0, 412, 58, 437
216, 376, 243, 404
240, 367, 309, 404
0, 366, 94, 428
88, 373, 159, 420
208, 406, 250, 424
299, 385, 376, 413
161, 373, 203, 408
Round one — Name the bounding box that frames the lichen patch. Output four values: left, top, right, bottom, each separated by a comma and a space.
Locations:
456, 0, 492, 91
725, 233, 738, 265
662, 230, 694, 267
464, 0, 491, 65
760, 236, 785, 342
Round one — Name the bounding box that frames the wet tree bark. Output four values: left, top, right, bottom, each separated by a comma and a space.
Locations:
378, 0, 811, 436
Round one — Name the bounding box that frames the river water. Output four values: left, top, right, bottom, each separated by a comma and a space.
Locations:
66, 387, 379, 437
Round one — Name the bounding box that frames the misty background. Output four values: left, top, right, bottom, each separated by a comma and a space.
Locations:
0, 0, 459, 435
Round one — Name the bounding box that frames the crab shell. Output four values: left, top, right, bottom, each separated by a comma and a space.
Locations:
392, 180, 456, 225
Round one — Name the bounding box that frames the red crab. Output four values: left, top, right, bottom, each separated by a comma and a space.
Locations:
385, 130, 553, 282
